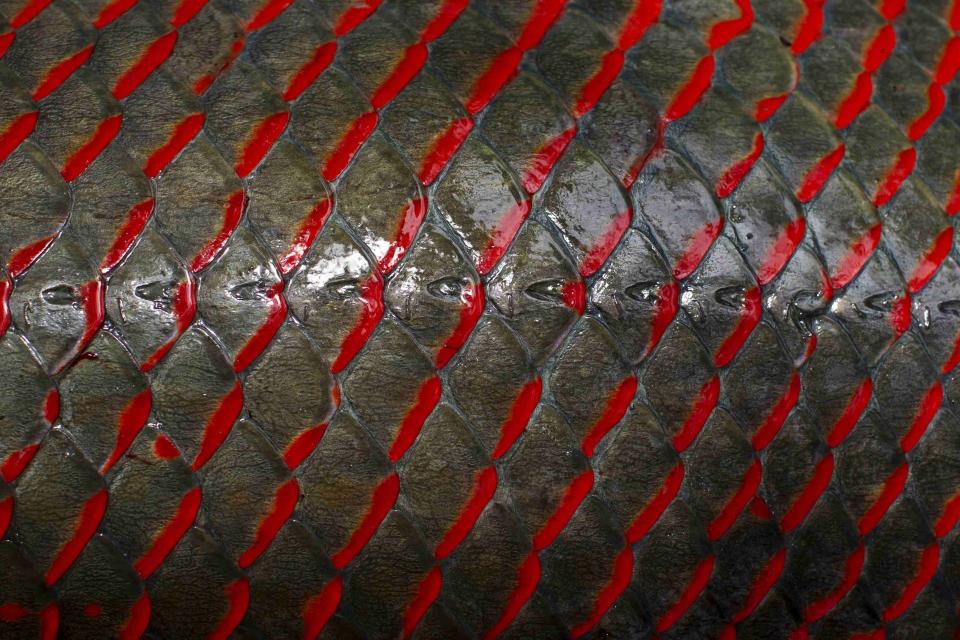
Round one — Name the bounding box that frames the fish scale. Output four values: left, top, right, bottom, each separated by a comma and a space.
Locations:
1, 0, 960, 638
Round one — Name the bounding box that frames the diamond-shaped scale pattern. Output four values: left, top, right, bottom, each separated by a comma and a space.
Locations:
1, 0, 960, 637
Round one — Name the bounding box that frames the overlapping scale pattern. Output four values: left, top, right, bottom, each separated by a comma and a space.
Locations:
2, 0, 960, 638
